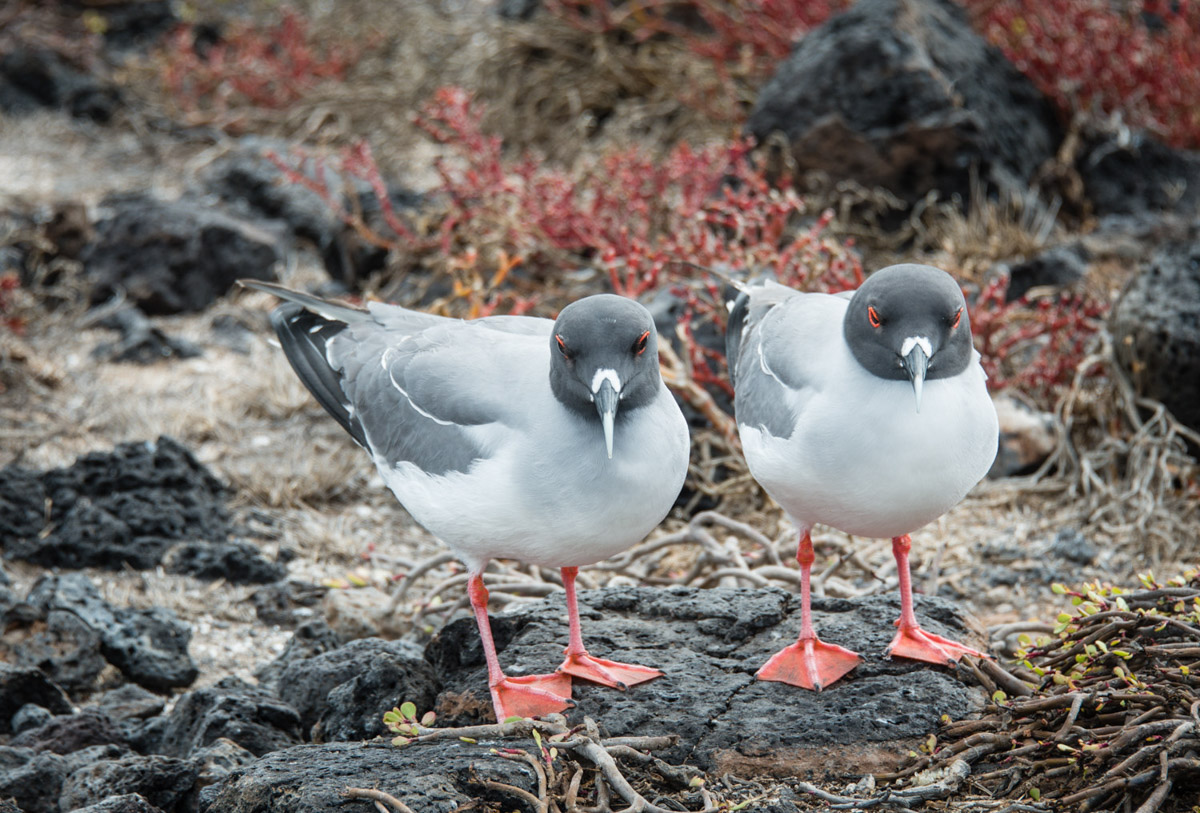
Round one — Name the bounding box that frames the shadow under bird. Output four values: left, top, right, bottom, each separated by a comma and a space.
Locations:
726, 263, 999, 690
243, 281, 690, 720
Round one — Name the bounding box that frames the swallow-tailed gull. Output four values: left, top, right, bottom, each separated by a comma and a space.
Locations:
244, 281, 689, 719
726, 264, 999, 690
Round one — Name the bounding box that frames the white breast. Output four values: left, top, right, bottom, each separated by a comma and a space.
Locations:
741, 352, 998, 539
378, 387, 689, 570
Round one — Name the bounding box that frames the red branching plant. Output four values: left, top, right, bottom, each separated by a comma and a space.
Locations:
158, 7, 362, 126
969, 275, 1109, 403
0, 272, 25, 334
544, 0, 848, 82
969, 0, 1200, 148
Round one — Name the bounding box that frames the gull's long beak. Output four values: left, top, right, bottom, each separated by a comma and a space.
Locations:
594, 379, 619, 459
902, 343, 929, 413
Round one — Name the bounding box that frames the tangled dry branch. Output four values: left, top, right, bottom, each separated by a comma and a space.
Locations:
881, 572, 1200, 813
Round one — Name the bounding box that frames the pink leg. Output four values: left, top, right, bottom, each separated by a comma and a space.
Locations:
468, 573, 573, 720
886, 535, 989, 664
556, 566, 663, 689
757, 531, 861, 690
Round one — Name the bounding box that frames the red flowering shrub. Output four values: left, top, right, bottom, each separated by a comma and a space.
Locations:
157, 7, 362, 126
970, 0, 1200, 148
968, 275, 1109, 403
0, 273, 25, 334
971, 0, 1200, 148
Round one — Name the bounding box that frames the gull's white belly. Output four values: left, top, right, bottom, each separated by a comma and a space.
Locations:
741, 370, 998, 538
378, 394, 689, 570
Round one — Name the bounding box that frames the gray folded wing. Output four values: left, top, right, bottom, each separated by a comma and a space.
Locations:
271, 298, 552, 477
726, 283, 822, 440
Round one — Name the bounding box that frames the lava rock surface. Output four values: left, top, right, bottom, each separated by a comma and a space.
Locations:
430, 586, 986, 776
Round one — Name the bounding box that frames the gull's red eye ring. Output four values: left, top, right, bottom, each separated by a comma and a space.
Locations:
951, 307, 963, 329
633, 330, 650, 356
556, 334, 572, 359
867, 306, 882, 329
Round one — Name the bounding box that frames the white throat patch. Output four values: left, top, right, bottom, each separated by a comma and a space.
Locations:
590, 368, 622, 399
900, 336, 933, 359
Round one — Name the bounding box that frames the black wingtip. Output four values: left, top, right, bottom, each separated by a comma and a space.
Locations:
269, 303, 368, 449
725, 289, 751, 387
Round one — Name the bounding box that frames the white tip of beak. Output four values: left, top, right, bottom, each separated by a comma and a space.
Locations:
912, 374, 924, 413
602, 411, 614, 459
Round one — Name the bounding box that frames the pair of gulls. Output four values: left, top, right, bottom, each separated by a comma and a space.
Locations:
247, 263, 999, 721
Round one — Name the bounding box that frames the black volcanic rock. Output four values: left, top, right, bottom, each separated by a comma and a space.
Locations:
0, 437, 277, 583
747, 0, 1061, 208
102, 607, 199, 692
0, 664, 72, 736
60, 754, 198, 812
430, 586, 985, 776
274, 638, 437, 740
154, 678, 303, 759
1111, 242, 1200, 435
203, 740, 539, 813
82, 192, 280, 315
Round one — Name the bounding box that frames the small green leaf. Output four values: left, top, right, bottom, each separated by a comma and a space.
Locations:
1030, 787, 1040, 802
1051, 583, 1067, 595
400, 702, 417, 720
992, 690, 1007, 704
392, 736, 411, 747
532, 729, 543, 748
503, 716, 523, 724
460, 736, 477, 743
421, 711, 437, 727
688, 777, 705, 788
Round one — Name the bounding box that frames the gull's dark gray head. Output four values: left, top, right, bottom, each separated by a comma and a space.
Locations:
843, 264, 973, 412
549, 294, 662, 458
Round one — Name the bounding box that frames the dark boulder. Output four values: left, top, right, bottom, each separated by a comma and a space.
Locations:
1004, 244, 1089, 302
0, 746, 68, 813
153, 678, 302, 759
0, 47, 120, 122
11, 709, 128, 755
163, 539, 286, 585
1111, 242, 1200, 435
0, 663, 72, 736
60, 754, 198, 812
102, 607, 199, 692
253, 618, 342, 693
2, 437, 235, 573
82, 192, 280, 315
1078, 127, 1200, 218
71, 794, 166, 813
0, 606, 108, 692
274, 638, 437, 740
746, 0, 1061, 207
202, 740, 539, 813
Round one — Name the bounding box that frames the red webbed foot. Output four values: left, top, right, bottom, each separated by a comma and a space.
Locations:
558, 651, 663, 689
886, 623, 989, 665
756, 636, 861, 691
489, 672, 574, 720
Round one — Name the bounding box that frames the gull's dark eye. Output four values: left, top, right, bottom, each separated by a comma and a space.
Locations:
950, 308, 963, 329
868, 306, 883, 329
555, 334, 573, 360
632, 330, 650, 356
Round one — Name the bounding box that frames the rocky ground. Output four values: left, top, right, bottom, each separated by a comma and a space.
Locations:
2, 1, 1199, 812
